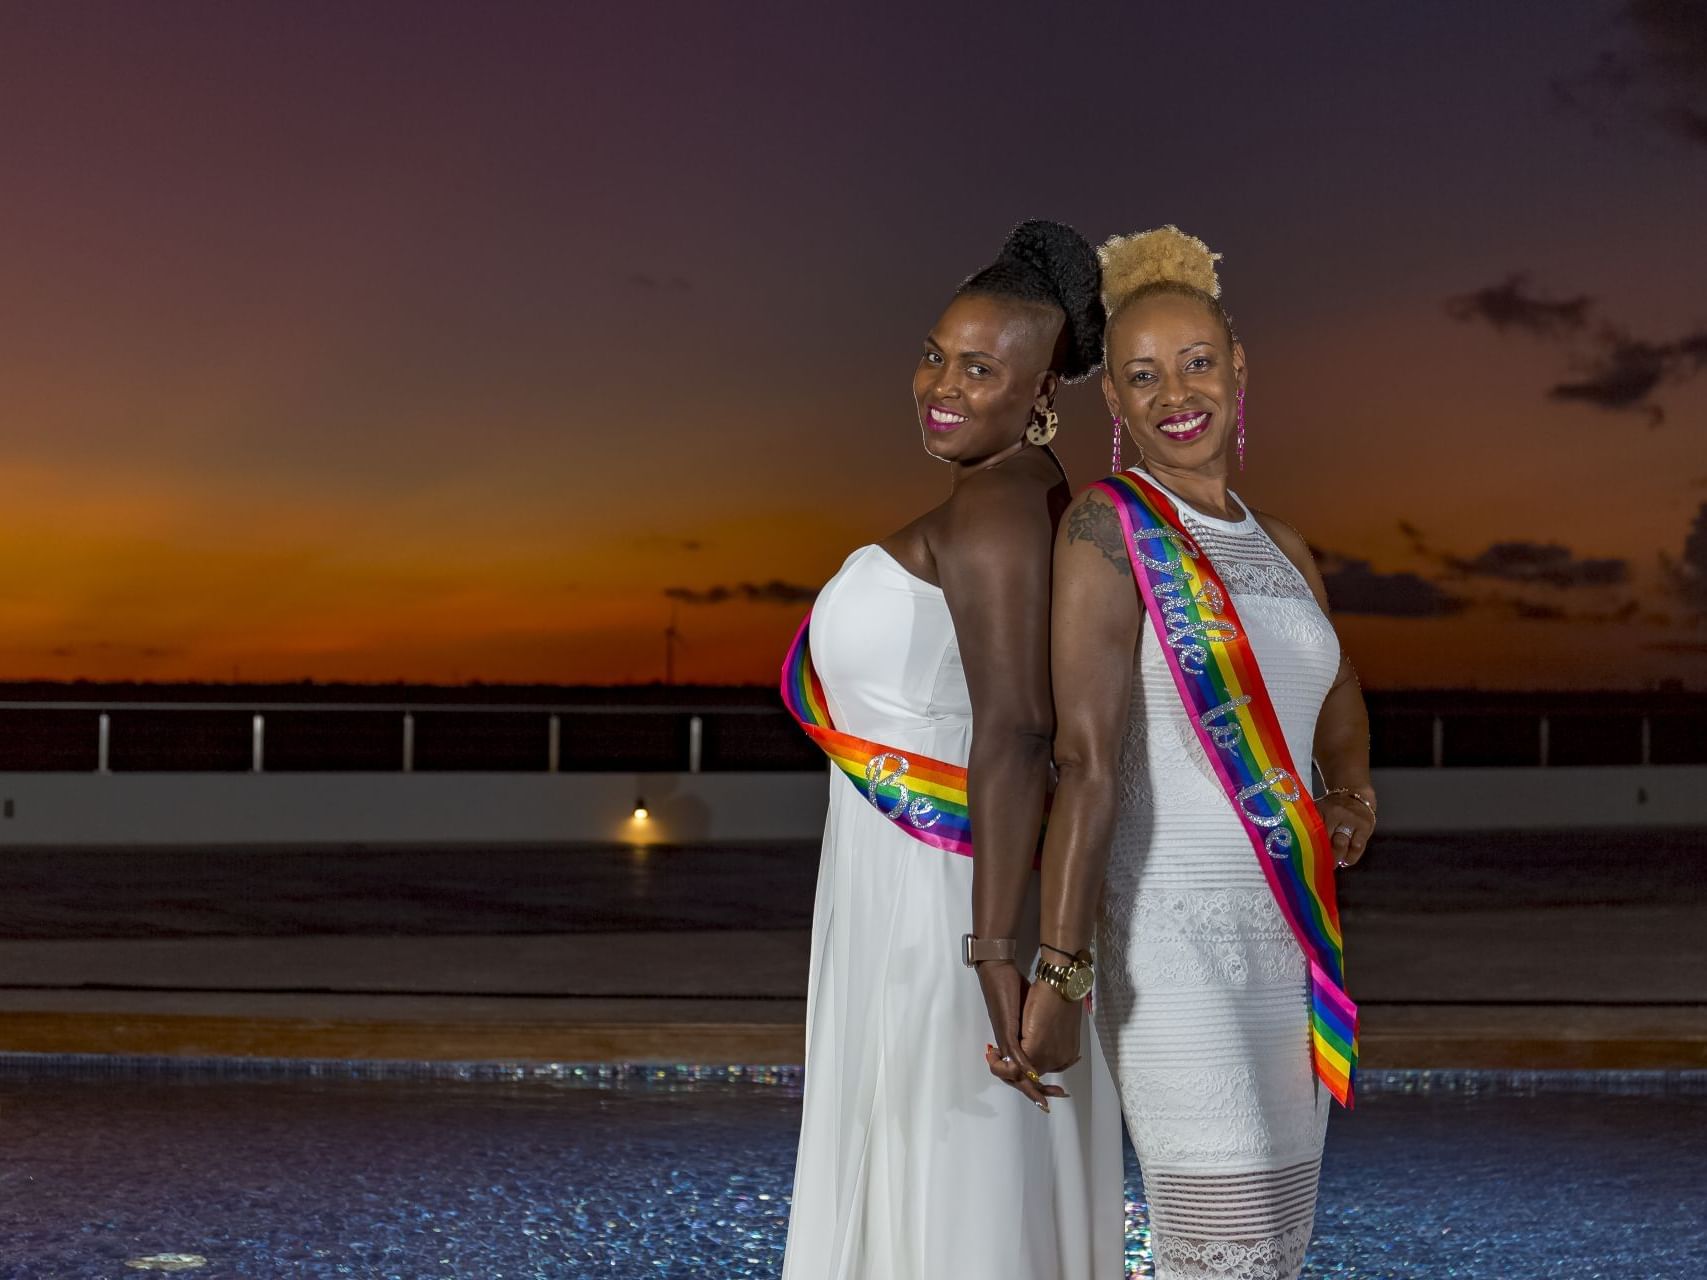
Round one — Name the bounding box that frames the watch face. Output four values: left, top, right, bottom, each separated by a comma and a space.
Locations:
1063, 966, 1094, 1002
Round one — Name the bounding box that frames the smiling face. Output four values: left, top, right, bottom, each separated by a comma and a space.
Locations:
912, 292, 1062, 465
1103, 289, 1245, 474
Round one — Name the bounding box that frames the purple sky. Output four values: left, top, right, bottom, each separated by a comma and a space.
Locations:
1, 1, 1703, 686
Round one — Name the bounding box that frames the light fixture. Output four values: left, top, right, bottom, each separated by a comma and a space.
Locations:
632, 797, 650, 821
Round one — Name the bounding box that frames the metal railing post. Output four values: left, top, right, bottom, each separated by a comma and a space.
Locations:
1538, 715, 1550, 768
252, 714, 265, 773
1431, 715, 1444, 769
548, 714, 561, 773
402, 713, 415, 772
688, 715, 703, 774
97, 713, 111, 774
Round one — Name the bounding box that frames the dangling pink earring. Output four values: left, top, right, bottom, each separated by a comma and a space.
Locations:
1111, 415, 1123, 472
1236, 386, 1247, 471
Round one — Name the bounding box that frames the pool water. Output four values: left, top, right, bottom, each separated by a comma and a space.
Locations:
0, 1063, 1701, 1279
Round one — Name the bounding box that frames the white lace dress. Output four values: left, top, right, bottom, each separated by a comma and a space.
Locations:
1093, 475, 1339, 1280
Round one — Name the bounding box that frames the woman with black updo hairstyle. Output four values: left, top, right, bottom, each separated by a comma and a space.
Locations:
780, 222, 1124, 1278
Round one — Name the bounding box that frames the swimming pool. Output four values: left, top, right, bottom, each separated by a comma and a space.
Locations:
0, 1060, 1701, 1278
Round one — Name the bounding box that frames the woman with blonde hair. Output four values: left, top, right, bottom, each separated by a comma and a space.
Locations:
1020, 226, 1375, 1279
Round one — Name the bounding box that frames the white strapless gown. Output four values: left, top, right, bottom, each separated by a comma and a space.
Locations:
781, 544, 1125, 1280
1094, 474, 1339, 1280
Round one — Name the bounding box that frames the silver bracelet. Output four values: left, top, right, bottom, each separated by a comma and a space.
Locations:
1318, 786, 1377, 825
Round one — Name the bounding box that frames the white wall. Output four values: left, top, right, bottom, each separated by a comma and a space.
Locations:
0, 766, 1702, 848
0, 772, 832, 847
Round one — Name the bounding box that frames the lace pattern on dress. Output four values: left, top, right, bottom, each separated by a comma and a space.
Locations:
1145, 1160, 1320, 1279
1085, 1057, 1327, 1167
1177, 514, 1315, 604
1097, 507, 1336, 1279
1100, 889, 1302, 990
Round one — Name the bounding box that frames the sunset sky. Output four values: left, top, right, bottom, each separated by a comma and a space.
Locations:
2, 1, 1704, 688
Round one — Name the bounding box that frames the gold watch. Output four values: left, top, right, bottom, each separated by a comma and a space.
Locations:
1034, 949, 1094, 1002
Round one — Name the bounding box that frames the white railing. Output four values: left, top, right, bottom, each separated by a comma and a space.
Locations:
0, 700, 784, 775
0, 702, 1690, 772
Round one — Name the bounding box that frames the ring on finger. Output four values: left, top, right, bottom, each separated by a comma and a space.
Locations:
1333, 823, 1354, 839
1024, 1069, 1042, 1084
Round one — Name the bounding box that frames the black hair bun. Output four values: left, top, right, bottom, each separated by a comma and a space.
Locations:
966, 219, 1105, 381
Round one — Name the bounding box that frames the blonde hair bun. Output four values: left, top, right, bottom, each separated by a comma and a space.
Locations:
1098, 225, 1221, 313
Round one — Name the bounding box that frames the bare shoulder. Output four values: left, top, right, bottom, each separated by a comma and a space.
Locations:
945, 460, 1054, 540
1060, 486, 1132, 579
1254, 508, 1334, 611
929, 466, 1055, 585
1253, 509, 1315, 569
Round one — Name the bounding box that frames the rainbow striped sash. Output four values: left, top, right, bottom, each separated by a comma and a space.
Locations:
780, 615, 974, 857
1094, 470, 1359, 1107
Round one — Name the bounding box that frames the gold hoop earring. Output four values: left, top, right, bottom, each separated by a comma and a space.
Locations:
1025, 407, 1059, 447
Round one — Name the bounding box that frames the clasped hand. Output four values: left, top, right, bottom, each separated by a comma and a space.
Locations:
975, 960, 1068, 1111
978, 960, 1086, 1111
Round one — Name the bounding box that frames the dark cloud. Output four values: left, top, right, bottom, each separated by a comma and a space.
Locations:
1317, 553, 1465, 618
1507, 599, 1569, 622
1554, 1, 1707, 147
1443, 541, 1630, 589
48, 642, 177, 659
1445, 274, 1593, 337
664, 579, 817, 605
1630, 0, 1707, 126
1447, 274, 1707, 422
1548, 337, 1673, 424
1667, 103, 1707, 143
1501, 598, 1640, 624
1668, 500, 1707, 612
1691, 502, 1707, 578
1475, 15, 1707, 425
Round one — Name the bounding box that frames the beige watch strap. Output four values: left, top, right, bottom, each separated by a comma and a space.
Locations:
960, 934, 1018, 967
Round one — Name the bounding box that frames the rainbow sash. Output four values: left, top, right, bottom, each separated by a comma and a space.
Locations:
1093, 470, 1359, 1107
781, 615, 974, 857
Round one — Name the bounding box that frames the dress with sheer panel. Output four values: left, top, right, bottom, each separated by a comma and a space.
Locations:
1093, 473, 1339, 1280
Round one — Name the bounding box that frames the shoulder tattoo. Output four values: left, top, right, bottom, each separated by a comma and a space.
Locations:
1066, 500, 1132, 578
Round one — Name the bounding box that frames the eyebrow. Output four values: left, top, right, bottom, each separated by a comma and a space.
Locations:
1123, 341, 1215, 368
925, 336, 1008, 366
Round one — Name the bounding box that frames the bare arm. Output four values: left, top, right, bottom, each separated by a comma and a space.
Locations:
938, 473, 1057, 942
934, 470, 1061, 1105
1021, 490, 1142, 1073
1258, 512, 1377, 864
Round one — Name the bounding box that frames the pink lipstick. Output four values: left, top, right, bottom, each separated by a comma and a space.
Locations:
1155, 410, 1212, 443
926, 404, 968, 433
